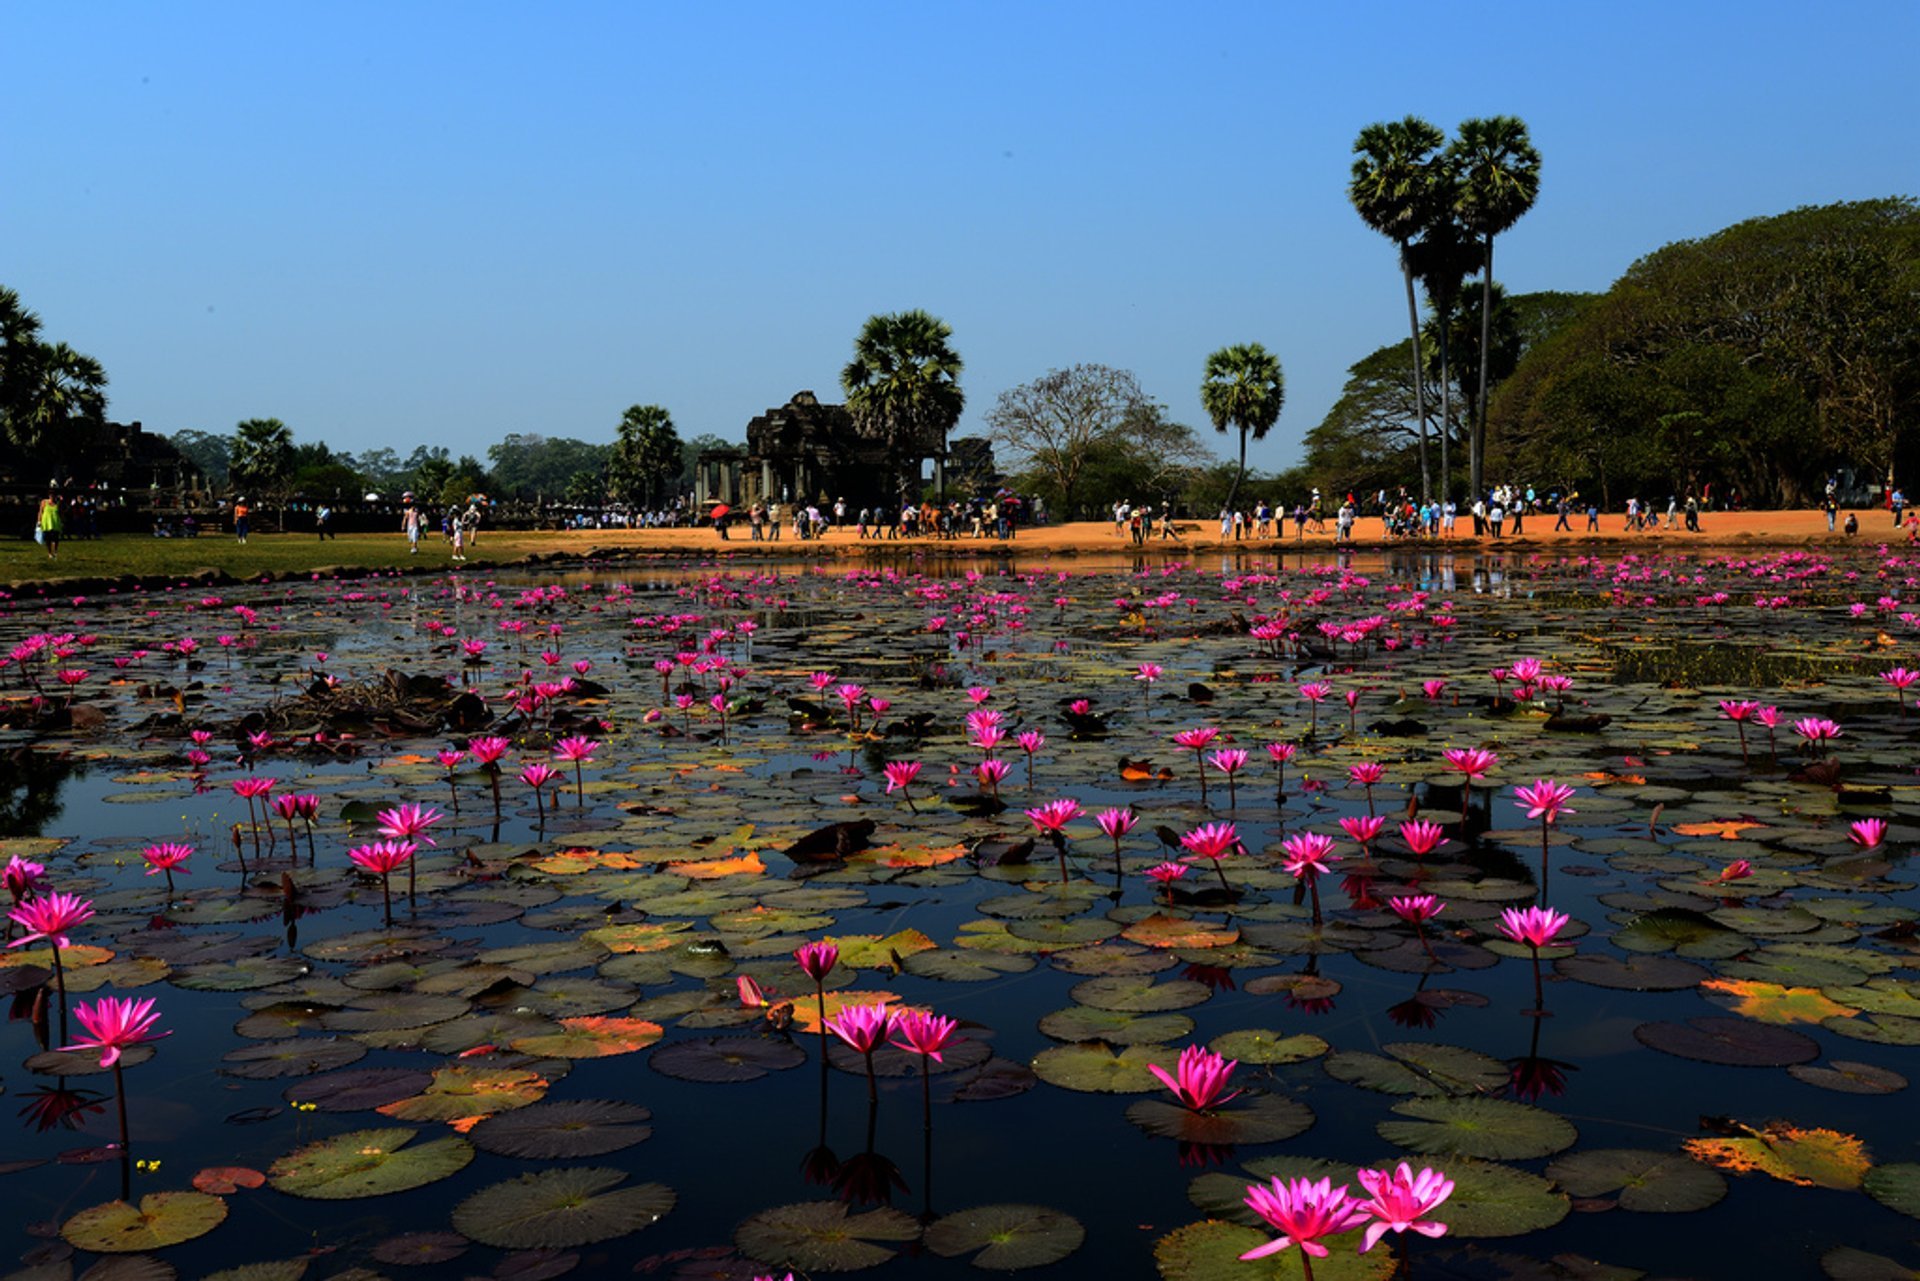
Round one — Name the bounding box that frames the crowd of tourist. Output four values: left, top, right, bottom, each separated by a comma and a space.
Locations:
720, 494, 1042, 541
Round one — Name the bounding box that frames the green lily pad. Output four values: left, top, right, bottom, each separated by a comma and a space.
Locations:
1377, 1097, 1577, 1160
1323, 1042, 1509, 1097
450, 1167, 674, 1248
903, 949, 1037, 982
1442, 1158, 1570, 1238
1865, 1164, 1920, 1221
734, 1200, 921, 1272
1036, 1005, 1194, 1045
267, 1127, 474, 1199
1554, 953, 1709, 991
467, 1100, 653, 1159
62, 1193, 229, 1253
1126, 1094, 1315, 1145
1634, 1016, 1820, 1066
1788, 1060, 1908, 1094
1068, 975, 1213, 1012
1031, 1043, 1179, 1093
1821, 1246, 1920, 1280
1152, 1219, 1394, 1281
1544, 1148, 1728, 1211
923, 1204, 1085, 1271
1207, 1030, 1329, 1065
221, 1037, 366, 1080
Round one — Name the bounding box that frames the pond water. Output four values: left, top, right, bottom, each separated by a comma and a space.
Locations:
2, 548, 1918, 1281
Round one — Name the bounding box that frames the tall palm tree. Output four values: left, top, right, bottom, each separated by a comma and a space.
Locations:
611, 404, 681, 506
230, 417, 295, 495
841, 310, 964, 502
1199, 342, 1285, 515
1409, 179, 1477, 502
9, 342, 107, 456
1451, 116, 1541, 498
1351, 116, 1447, 503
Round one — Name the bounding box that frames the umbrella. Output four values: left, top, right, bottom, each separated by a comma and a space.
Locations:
710, 504, 732, 521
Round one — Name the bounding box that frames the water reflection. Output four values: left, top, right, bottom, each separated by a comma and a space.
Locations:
0, 747, 83, 836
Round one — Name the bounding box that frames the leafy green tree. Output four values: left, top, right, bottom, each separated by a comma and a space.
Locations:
609, 405, 682, 506
354, 447, 404, 494
1451, 116, 1542, 497
229, 418, 295, 495
1351, 116, 1447, 501
487, 434, 611, 500
841, 310, 965, 500
1199, 343, 1285, 514
564, 469, 604, 506
169, 430, 232, 485
1409, 192, 1478, 500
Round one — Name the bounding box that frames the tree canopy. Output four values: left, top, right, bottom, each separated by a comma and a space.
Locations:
1488, 198, 1920, 506
842, 310, 964, 495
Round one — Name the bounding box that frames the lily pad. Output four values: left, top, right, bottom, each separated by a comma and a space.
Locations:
62, 1193, 228, 1253
1068, 975, 1212, 1012
1323, 1042, 1509, 1097
1377, 1097, 1577, 1160
450, 1167, 674, 1248
1544, 1148, 1728, 1211
1788, 1060, 1908, 1095
1441, 1158, 1570, 1238
1030, 1043, 1178, 1094
1036, 1005, 1194, 1046
1864, 1163, 1920, 1220
733, 1201, 921, 1272
923, 1204, 1085, 1271
649, 1035, 807, 1082
468, 1100, 653, 1159
1126, 1094, 1315, 1145
1684, 1122, 1869, 1190
1206, 1030, 1329, 1065
268, 1127, 474, 1199
1152, 1219, 1394, 1281
221, 1038, 365, 1080
1554, 953, 1709, 991
1633, 1016, 1820, 1066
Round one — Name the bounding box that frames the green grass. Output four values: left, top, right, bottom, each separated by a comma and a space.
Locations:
0, 532, 568, 585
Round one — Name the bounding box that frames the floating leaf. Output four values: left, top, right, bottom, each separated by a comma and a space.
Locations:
283, 1067, 433, 1112
1126, 1094, 1315, 1145
508, 1017, 664, 1059
923, 1204, 1085, 1271
1864, 1163, 1920, 1220
1030, 1043, 1178, 1094
1152, 1219, 1394, 1281
190, 1168, 266, 1195
451, 1168, 674, 1249
369, 1233, 467, 1266
1376, 1097, 1576, 1160
1440, 1159, 1571, 1238
733, 1201, 920, 1272
1122, 915, 1240, 950
1554, 953, 1709, 991
1207, 1030, 1329, 1065
1788, 1060, 1908, 1095
649, 1035, 806, 1083
827, 929, 937, 969
1544, 1148, 1727, 1212
1634, 1016, 1820, 1066
1683, 1122, 1869, 1189
1821, 1246, 1920, 1280
903, 950, 1036, 982
468, 1101, 653, 1159
1070, 975, 1213, 1012
62, 1193, 228, 1253
268, 1127, 474, 1199
1699, 978, 1854, 1026
220, 1038, 365, 1080
375, 1067, 549, 1128
1323, 1043, 1508, 1097
1037, 1005, 1194, 1046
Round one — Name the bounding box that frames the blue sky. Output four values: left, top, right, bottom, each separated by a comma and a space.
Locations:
3, 2, 1914, 473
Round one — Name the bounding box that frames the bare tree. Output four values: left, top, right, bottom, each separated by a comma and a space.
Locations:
986, 364, 1160, 513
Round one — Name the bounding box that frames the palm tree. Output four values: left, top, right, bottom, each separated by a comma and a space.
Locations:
840, 310, 964, 502
1409, 180, 1477, 502
611, 404, 682, 506
1199, 343, 1285, 515
1451, 116, 1541, 499
8, 342, 107, 456
230, 418, 295, 495
1351, 116, 1447, 503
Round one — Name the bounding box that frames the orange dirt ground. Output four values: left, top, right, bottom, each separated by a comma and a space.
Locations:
547, 507, 1909, 559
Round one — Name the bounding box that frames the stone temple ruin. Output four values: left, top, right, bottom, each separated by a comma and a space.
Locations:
694, 391, 993, 512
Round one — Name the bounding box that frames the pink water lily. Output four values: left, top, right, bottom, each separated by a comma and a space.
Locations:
1513, 779, 1576, 823
1148, 1044, 1241, 1111
1499, 904, 1569, 948
1240, 1175, 1372, 1261
8, 891, 95, 949
889, 1008, 960, 1063
1850, 818, 1887, 849
1399, 819, 1448, 857
1355, 1162, 1453, 1253
63, 995, 169, 1069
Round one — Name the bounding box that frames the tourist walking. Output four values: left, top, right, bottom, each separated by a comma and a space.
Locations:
402, 499, 422, 554
233, 497, 251, 544
35, 489, 62, 559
